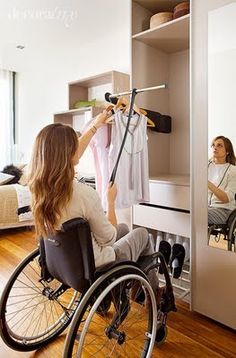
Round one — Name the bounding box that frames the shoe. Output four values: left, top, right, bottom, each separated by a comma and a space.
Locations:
158, 240, 171, 274
170, 243, 185, 279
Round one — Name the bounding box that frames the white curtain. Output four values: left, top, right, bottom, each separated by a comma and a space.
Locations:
0, 69, 13, 170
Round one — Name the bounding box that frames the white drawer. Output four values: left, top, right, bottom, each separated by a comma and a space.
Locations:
149, 181, 190, 210
133, 204, 190, 237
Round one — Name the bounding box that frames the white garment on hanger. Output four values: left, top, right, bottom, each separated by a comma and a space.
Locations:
108, 110, 150, 209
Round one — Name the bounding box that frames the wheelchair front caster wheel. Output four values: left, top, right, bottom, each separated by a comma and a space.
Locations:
155, 324, 168, 346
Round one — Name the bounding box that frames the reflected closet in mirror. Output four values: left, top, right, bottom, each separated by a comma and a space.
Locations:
208, 2, 236, 253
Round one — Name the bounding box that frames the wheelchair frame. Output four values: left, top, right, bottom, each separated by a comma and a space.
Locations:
0, 218, 176, 357
208, 208, 236, 252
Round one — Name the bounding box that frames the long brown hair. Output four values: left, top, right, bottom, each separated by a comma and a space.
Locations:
211, 136, 236, 165
28, 123, 78, 237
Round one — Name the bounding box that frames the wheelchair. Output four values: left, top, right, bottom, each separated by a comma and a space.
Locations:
208, 208, 236, 252
0, 218, 176, 357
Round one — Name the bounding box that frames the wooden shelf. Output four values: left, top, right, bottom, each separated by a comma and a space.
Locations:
134, 0, 184, 13
54, 71, 130, 128
68, 70, 130, 110
132, 14, 189, 53
69, 71, 122, 88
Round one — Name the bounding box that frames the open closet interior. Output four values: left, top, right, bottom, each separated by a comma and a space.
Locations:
131, 0, 191, 301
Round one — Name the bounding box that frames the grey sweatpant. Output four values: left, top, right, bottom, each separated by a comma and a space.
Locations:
208, 207, 231, 225
113, 224, 159, 292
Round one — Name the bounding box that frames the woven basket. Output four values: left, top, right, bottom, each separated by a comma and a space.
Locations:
150, 12, 173, 29
173, 2, 190, 19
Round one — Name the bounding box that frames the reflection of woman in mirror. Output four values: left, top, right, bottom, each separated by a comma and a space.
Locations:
208, 136, 236, 224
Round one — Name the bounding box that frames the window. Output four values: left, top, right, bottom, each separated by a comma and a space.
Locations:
0, 69, 15, 169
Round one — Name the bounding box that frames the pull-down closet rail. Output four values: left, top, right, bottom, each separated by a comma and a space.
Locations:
109, 84, 167, 183
109, 83, 167, 99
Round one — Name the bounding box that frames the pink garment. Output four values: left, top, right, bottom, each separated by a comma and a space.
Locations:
90, 142, 102, 195
83, 120, 110, 209
90, 128, 110, 209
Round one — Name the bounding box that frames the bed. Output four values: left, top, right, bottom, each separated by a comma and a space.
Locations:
0, 183, 33, 230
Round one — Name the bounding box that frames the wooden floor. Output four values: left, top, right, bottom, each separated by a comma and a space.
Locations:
0, 228, 236, 358
209, 234, 228, 251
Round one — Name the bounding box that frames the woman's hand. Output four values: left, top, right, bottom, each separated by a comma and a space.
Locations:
93, 109, 111, 129
106, 182, 117, 205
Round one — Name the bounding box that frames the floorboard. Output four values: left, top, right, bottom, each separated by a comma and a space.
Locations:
0, 228, 235, 357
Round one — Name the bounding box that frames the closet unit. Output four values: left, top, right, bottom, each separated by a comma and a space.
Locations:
131, 1, 190, 238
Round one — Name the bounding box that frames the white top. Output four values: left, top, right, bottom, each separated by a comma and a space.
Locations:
108, 110, 150, 209
208, 162, 236, 210
59, 180, 117, 268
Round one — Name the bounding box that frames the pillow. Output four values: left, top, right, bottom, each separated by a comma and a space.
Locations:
2, 164, 23, 184
0, 172, 15, 185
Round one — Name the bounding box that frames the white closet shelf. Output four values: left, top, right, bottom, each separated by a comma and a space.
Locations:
149, 174, 190, 186
132, 14, 189, 53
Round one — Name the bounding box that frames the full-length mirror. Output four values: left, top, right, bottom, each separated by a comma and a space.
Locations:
208, 2, 236, 252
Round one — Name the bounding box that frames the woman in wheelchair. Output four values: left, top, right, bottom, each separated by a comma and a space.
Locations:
0, 113, 175, 357
208, 135, 236, 225
28, 119, 165, 305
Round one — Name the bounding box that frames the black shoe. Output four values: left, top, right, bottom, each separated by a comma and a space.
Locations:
170, 243, 185, 279
158, 240, 171, 274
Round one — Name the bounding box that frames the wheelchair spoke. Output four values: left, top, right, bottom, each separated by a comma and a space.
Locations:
1, 250, 79, 349
6, 293, 42, 307
66, 270, 157, 358
21, 270, 44, 291
22, 298, 42, 338
13, 278, 43, 293
9, 296, 49, 331
6, 296, 49, 321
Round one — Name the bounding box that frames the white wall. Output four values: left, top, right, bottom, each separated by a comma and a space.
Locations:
0, 0, 131, 162
208, 2, 236, 155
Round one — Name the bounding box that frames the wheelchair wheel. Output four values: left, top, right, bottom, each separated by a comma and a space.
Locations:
63, 264, 157, 358
228, 216, 236, 251
0, 248, 80, 351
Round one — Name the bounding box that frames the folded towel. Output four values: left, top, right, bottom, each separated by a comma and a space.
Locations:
14, 184, 33, 222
